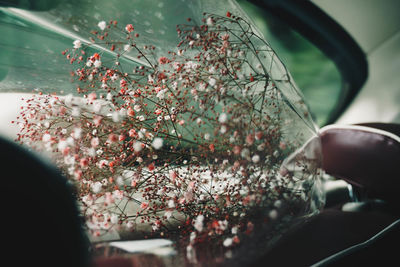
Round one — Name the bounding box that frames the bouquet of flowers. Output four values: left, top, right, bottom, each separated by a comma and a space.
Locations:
14, 9, 324, 264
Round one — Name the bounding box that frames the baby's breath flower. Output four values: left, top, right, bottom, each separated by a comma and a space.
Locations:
73, 39, 82, 49
98, 21, 106, 31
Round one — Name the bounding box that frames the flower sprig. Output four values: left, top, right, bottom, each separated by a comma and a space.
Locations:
15, 12, 321, 262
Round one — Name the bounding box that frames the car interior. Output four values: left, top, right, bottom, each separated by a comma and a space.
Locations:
0, 0, 399, 266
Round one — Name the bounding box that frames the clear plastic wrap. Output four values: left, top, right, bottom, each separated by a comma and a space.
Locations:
2, 0, 325, 265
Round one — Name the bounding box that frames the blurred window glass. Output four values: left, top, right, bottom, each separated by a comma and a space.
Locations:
238, 0, 342, 126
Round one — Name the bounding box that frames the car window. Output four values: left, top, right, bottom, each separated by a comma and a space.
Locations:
237, 0, 342, 126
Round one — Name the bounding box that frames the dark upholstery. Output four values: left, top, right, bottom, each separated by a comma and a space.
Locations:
320, 125, 400, 204
0, 137, 90, 267
250, 209, 397, 266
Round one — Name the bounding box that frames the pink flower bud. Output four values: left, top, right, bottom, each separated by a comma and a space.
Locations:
125, 24, 134, 33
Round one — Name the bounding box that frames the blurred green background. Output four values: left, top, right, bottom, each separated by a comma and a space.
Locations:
236, 0, 342, 126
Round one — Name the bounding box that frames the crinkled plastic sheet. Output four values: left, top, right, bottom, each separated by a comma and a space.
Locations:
0, 0, 325, 264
